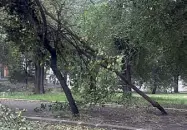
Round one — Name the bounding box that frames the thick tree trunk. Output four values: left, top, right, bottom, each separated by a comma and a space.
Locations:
50, 50, 79, 115
34, 61, 45, 94
173, 74, 179, 93
115, 71, 167, 115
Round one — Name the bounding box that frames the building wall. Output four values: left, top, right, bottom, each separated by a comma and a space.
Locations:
4, 66, 9, 77
0, 64, 9, 78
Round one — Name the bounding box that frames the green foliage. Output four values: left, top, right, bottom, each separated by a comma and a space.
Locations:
0, 0, 187, 114
0, 104, 102, 130
34, 102, 70, 113
0, 104, 32, 130
71, 60, 119, 104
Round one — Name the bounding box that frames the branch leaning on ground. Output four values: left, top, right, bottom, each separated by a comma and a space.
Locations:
42, 4, 168, 115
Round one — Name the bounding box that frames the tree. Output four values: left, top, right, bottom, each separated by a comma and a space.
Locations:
130, 0, 187, 93
0, 11, 45, 93
0, 0, 168, 115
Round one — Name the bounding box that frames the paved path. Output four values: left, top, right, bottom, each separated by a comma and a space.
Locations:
0, 98, 48, 116
1, 98, 187, 130
0, 99, 144, 130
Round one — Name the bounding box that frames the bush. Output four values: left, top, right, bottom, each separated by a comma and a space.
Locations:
0, 104, 32, 130
9, 70, 34, 83
0, 104, 102, 130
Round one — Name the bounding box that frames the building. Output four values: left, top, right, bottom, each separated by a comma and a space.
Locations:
0, 64, 9, 79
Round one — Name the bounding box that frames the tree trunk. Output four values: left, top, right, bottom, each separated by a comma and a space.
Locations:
89, 73, 97, 103
121, 57, 132, 96
25, 58, 28, 87
126, 62, 132, 92
173, 74, 179, 93
151, 85, 157, 94
115, 71, 167, 115
40, 64, 45, 94
50, 50, 79, 115
152, 68, 158, 94
152, 85, 157, 94
34, 61, 45, 94
34, 63, 40, 94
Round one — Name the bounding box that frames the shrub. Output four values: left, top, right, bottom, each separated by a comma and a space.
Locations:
0, 104, 102, 130
0, 104, 32, 130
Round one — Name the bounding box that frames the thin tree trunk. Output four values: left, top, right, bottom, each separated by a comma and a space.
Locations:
121, 57, 132, 96
34, 63, 40, 94
152, 68, 158, 94
25, 58, 28, 87
40, 64, 45, 94
89, 73, 97, 103
151, 85, 157, 94
173, 74, 179, 93
126, 61, 132, 92
152, 85, 157, 94
115, 71, 167, 115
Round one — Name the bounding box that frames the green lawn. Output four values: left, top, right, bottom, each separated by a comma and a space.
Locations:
0, 92, 67, 102
0, 91, 187, 106
134, 93, 187, 105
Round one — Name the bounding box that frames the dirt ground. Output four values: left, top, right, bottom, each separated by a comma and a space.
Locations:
0, 99, 187, 130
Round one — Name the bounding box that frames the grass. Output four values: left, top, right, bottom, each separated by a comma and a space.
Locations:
133, 93, 187, 105
0, 92, 67, 102
0, 91, 187, 106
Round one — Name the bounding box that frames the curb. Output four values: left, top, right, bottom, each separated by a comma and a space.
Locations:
25, 116, 145, 130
